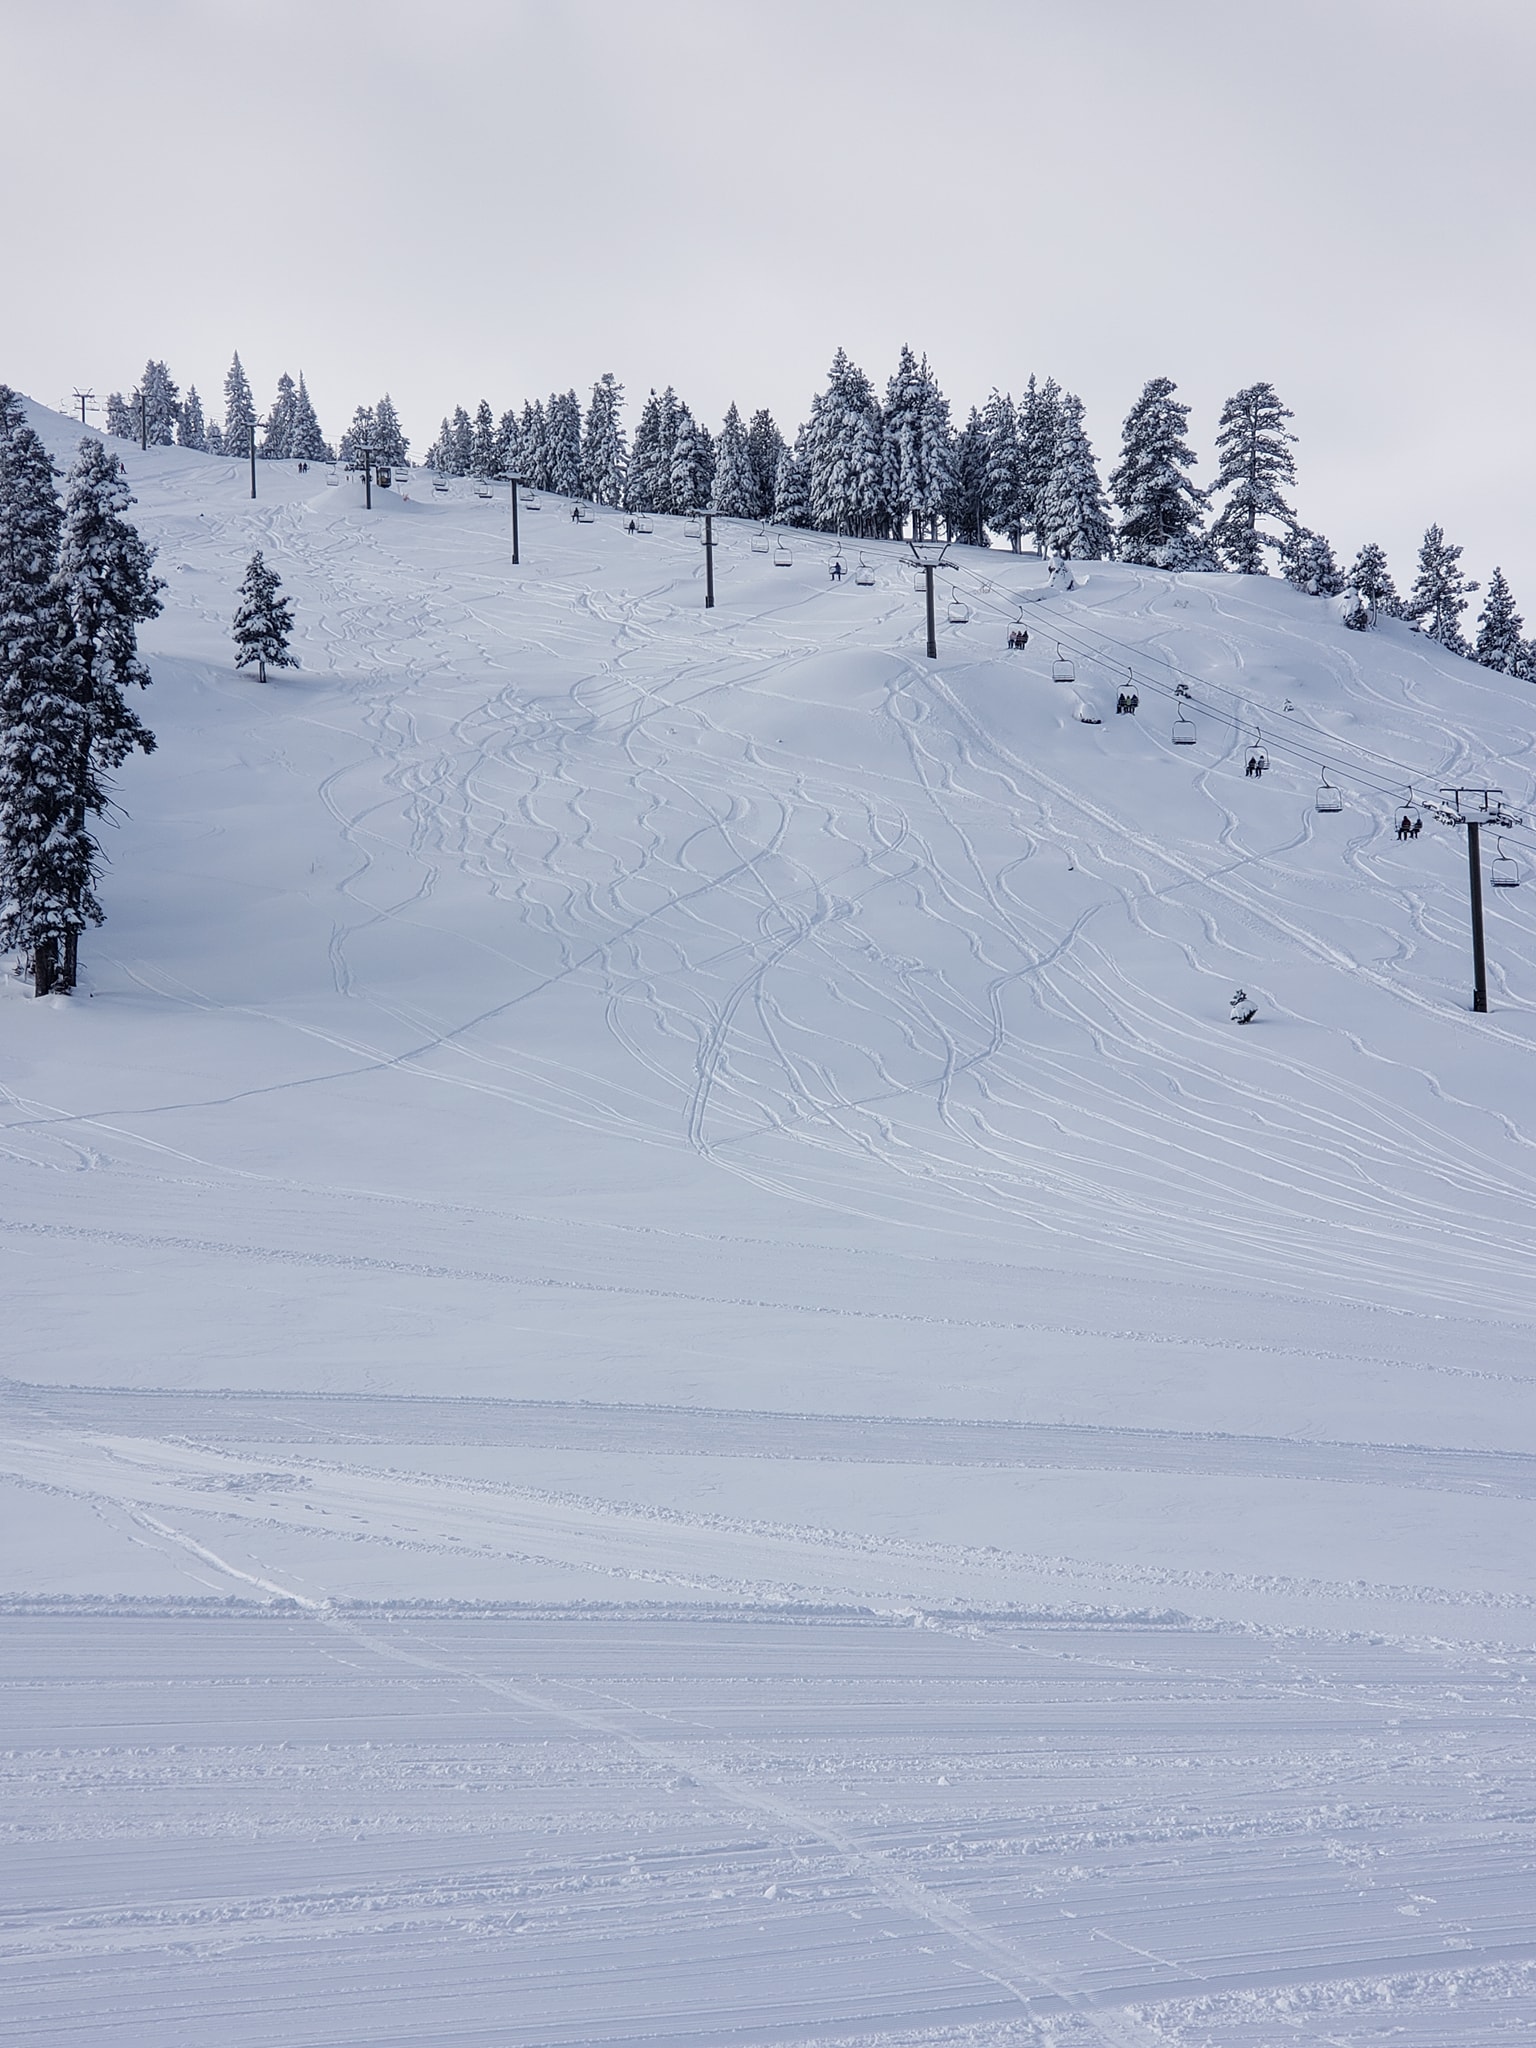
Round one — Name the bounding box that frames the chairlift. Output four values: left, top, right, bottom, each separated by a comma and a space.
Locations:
1051, 645, 1076, 684
947, 591, 971, 625
773, 539, 793, 568
1172, 712, 1197, 745
1316, 775, 1344, 814
432, 477, 449, 494
1491, 837, 1521, 887
854, 556, 875, 587
325, 466, 341, 486
523, 494, 541, 510
576, 507, 595, 525
1244, 732, 1268, 779
683, 517, 702, 538
476, 478, 493, 498
634, 514, 653, 535
751, 530, 770, 554
376, 468, 392, 489
1395, 790, 1422, 841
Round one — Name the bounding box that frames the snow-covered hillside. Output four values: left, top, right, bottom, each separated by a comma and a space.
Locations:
5, 400, 1536, 2047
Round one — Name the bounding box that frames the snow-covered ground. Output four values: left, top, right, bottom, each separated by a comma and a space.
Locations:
4, 401, 1535, 2045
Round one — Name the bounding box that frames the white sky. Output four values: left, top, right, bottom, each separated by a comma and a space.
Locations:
7, 0, 1535, 603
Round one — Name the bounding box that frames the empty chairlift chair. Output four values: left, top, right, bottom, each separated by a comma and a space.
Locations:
947, 590, 971, 624
1172, 708, 1197, 744
476, 478, 493, 498
773, 537, 793, 567
1316, 775, 1344, 813
751, 529, 770, 554
683, 516, 702, 538
1051, 646, 1076, 684
854, 556, 875, 586
1491, 837, 1521, 887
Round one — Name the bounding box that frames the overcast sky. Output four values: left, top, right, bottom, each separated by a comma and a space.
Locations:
8, 0, 1534, 599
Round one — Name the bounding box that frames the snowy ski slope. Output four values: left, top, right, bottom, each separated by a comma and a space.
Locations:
3, 399, 1536, 2046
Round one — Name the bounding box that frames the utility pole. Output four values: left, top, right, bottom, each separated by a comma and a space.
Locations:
139, 392, 148, 451
248, 411, 258, 499
510, 476, 521, 565
908, 535, 950, 659
360, 444, 373, 511
1437, 788, 1522, 1014
702, 512, 715, 609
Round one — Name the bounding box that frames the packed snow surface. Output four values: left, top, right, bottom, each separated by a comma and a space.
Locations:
4, 401, 1536, 2045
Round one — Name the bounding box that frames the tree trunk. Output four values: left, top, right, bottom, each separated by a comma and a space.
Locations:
33, 938, 58, 997
60, 930, 78, 992
258, 656, 266, 684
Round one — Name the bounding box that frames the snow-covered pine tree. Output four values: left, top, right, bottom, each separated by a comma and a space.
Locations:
1018, 376, 1063, 554
177, 386, 207, 451
710, 403, 756, 518
580, 373, 627, 505
205, 421, 225, 456
446, 407, 473, 475
1405, 524, 1478, 654
223, 353, 256, 458
1345, 541, 1400, 619
1281, 528, 1345, 597
340, 406, 376, 469
1039, 392, 1113, 560
130, 361, 180, 447
806, 350, 885, 538
0, 389, 99, 995
1207, 382, 1298, 574
547, 392, 583, 498
232, 552, 297, 684
773, 441, 810, 527
371, 396, 408, 466
668, 404, 709, 515
104, 393, 134, 441
520, 401, 552, 490
261, 372, 298, 459
54, 436, 162, 987
288, 376, 330, 462
496, 409, 520, 478
882, 348, 953, 540
945, 408, 989, 547
1473, 566, 1525, 674
1110, 377, 1204, 566
1342, 587, 1371, 632
745, 410, 785, 522
471, 400, 498, 478
981, 389, 1024, 550
625, 391, 665, 512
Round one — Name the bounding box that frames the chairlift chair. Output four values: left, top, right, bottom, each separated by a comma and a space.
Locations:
1316, 776, 1344, 813
325, 466, 341, 486
634, 514, 653, 535
1395, 792, 1422, 840
1051, 646, 1076, 684
476, 479, 493, 498
577, 507, 595, 524
751, 530, 770, 554
854, 556, 875, 587
1491, 837, 1521, 887
1245, 732, 1269, 778
773, 539, 793, 567
523, 494, 541, 509
432, 477, 449, 494
947, 591, 971, 624
1172, 713, 1197, 745
683, 517, 702, 538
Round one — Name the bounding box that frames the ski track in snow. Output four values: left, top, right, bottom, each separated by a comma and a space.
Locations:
3, 412, 1536, 2045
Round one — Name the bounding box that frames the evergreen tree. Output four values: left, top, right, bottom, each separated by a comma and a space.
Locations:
773, 441, 809, 527
1342, 586, 1371, 632
0, 389, 98, 995
547, 391, 583, 497
981, 389, 1024, 550
54, 437, 162, 986
288, 375, 330, 462
580, 373, 627, 504
104, 392, 134, 441
223, 353, 256, 458
710, 403, 756, 518
745, 409, 785, 522
261, 372, 298, 459
519, 400, 551, 490
177, 386, 207, 451
471, 399, 498, 478
1345, 541, 1400, 618
205, 420, 225, 457
1281, 528, 1345, 597
1110, 376, 1204, 566
496, 409, 520, 478
1208, 382, 1298, 574
882, 347, 953, 539
129, 360, 180, 447
340, 405, 376, 468
1405, 524, 1478, 654
625, 390, 666, 512
944, 408, 989, 547
807, 349, 885, 537
232, 551, 297, 684
371, 395, 408, 465
668, 403, 709, 514
1473, 566, 1525, 673
1018, 376, 1063, 553
1039, 392, 1113, 560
